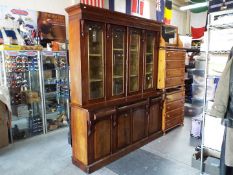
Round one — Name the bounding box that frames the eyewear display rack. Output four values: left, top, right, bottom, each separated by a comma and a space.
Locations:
0, 48, 70, 141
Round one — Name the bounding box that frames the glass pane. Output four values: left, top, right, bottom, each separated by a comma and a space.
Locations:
145, 33, 155, 89
112, 27, 125, 96
88, 23, 104, 99
129, 30, 140, 92
42, 51, 69, 132
4, 51, 43, 140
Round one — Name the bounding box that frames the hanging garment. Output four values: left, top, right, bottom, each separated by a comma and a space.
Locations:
210, 47, 233, 171
220, 128, 233, 175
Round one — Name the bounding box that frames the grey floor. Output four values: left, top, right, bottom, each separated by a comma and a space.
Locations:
0, 117, 201, 175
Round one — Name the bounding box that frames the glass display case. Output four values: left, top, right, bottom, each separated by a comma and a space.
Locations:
145, 32, 155, 90
112, 27, 125, 96
129, 29, 141, 92
87, 23, 104, 100
0, 50, 70, 140
0, 50, 44, 140
41, 51, 69, 132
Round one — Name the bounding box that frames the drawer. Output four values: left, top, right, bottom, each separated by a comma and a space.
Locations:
166, 51, 185, 60
166, 60, 185, 69
166, 107, 184, 119
165, 77, 184, 88
166, 91, 184, 102
166, 69, 185, 78
165, 117, 183, 129
166, 100, 184, 112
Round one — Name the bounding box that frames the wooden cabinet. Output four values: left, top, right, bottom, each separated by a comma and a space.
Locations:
158, 48, 186, 89
67, 4, 164, 173
67, 5, 161, 107
71, 97, 163, 173
162, 90, 185, 132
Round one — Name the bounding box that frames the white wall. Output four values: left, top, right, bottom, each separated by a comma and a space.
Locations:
0, 0, 71, 15
0, 0, 190, 36
171, 9, 189, 35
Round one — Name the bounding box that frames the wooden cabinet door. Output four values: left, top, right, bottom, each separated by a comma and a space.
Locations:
132, 101, 148, 142
113, 110, 131, 151
93, 118, 111, 160
106, 24, 127, 99
83, 21, 105, 104
89, 110, 114, 162
148, 97, 162, 135
143, 31, 159, 91
128, 28, 143, 95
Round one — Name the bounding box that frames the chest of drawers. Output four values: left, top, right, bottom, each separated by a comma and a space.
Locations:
158, 48, 186, 89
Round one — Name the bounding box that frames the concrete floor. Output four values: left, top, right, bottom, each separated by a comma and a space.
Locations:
0, 117, 201, 175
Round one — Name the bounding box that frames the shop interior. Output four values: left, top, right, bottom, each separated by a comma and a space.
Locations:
0, 0, 232, 175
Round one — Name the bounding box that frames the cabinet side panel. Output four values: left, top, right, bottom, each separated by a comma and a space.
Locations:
69, 14, 82, 105
71, 107, 88, 165
157, 49, 165, 89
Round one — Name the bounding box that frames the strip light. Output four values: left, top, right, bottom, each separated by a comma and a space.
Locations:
180, 2, 209, 11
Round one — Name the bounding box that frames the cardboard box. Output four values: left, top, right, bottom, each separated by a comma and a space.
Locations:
0, 102, 9, 148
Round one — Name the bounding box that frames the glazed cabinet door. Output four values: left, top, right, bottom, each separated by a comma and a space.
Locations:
144, 31, 159, 91
106, 25, 127, 99
83, 21, 105, 104
128, 28, 143, 95
89, 109, 114, 162
148, 97, 162, 135
131, 101, 148, 142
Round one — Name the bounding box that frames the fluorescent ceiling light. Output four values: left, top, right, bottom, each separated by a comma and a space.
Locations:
180, 2, 209, 11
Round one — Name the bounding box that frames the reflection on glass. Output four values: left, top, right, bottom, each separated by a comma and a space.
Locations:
88, 23, 104, 99
112, 27, 125, 96
145, 33, 155, 89
129, 30, 140, 92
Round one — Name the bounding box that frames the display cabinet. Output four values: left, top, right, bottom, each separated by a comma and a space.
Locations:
41, 51, 69, 132
0, 50, 70, 140
0, 50, 44, 140
66, 4, 163, 173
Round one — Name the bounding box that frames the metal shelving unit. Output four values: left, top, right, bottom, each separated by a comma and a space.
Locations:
200, 9, 233, 174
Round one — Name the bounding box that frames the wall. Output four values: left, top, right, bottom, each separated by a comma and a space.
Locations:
0, 0, 71, 15
171, 9, 189, 35
0, 0, 190, 36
